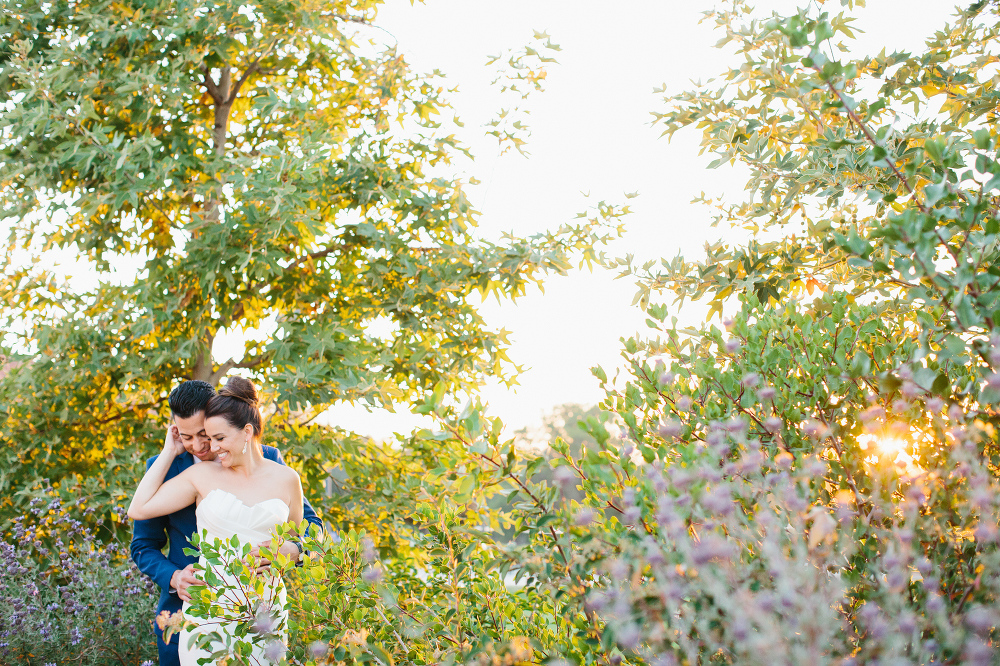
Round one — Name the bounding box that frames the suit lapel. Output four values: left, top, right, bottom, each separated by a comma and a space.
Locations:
172, 451, 196, 477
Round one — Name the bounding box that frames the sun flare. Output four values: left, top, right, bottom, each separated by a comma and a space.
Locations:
857, 434, 922, 474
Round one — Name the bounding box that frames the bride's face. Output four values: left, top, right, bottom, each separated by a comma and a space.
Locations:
205, 417, 251, 466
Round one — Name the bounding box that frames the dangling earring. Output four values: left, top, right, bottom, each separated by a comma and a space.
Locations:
242, 438, 248, 455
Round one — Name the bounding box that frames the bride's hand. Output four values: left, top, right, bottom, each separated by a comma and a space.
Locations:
163, 425, 185, 457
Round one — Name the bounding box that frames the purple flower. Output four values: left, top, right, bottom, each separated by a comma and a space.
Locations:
658, 371, 675, 386
965, 606, 996, 635
607, 558, 628, 580
725, 416, 746, 434
361, 538, 377, 563
573, 507, 595, 527
253, 604, 279, 635
552, 465, 578, 492
658, 419, 683, 438
308, 641, 329, 659
725, 338, 741, 353
644, 539, 665, 566
802, 420, 829, 439
700, 486, 733, 516
585, 590, 609, 613
990, 345, 1000, 367
362, 565, 384, 584
615, 623, 641, 651
756, 386, 776, 401
651, 656, 678, 666
897, 610, 917, 635
860, 405, 884, 424
263, 639, 286, 663
740, 372, 759, 388
763, 416, 783, 433
622, 488, 636, 506
676, 395, 693, 411
964, 637, 994, 666
690, 534, 732, 565
974, 521, 999, 543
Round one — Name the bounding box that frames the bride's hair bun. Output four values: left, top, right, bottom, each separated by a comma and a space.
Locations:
217, 375, 259, 406
205, 375, 264, 437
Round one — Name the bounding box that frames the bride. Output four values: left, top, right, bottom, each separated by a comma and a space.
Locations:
129, 376, 303, 665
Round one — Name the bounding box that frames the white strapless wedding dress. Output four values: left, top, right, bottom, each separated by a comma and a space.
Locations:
178, 488, 289, 666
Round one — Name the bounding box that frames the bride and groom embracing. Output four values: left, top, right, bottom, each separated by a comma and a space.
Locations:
129, 377, 325, 666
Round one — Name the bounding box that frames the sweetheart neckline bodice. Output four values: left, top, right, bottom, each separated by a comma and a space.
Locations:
199, 487, 290, 513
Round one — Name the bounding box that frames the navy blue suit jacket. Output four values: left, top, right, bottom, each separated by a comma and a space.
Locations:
129, 446, 323, 620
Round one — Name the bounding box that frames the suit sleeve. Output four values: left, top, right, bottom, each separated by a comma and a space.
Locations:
129, 456, 180, 592
272, 447, 325, 535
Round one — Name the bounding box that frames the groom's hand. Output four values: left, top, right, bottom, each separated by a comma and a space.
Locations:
249, 539, 299, 573
169, 564, 200, 602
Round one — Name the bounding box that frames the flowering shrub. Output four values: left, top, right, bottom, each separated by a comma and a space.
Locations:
0, 495, 158, 665
503, 301, 1000, 663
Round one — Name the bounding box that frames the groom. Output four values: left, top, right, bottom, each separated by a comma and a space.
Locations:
130, 380, 324, 666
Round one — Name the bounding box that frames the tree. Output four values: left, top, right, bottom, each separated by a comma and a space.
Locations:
0, 0, 618, 525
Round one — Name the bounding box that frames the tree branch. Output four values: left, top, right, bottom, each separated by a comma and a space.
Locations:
227, 38, 281, 104
202, 66, 223, 105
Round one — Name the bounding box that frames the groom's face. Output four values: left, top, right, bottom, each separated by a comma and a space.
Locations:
173, 411, 217, 461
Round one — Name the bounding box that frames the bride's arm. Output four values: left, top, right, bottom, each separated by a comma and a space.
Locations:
288, 473, 304, 525
127, 426, 200, 520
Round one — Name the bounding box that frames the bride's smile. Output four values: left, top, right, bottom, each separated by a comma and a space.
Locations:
205, 417, 255, 468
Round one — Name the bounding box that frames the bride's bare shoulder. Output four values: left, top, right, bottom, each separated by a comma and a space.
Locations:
264, 457, 300, 481
181, 459, 219, 480
178, 459, 225, 498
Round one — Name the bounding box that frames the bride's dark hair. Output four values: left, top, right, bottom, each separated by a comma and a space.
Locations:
205, 375, 264, 438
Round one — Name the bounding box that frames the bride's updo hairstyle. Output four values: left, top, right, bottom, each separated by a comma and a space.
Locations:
205, 375, 264, 439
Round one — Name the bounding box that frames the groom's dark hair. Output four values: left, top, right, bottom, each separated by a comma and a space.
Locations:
168, 380, 216, 419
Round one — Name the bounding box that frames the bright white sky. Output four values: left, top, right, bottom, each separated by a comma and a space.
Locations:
321, 0, 958, 439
